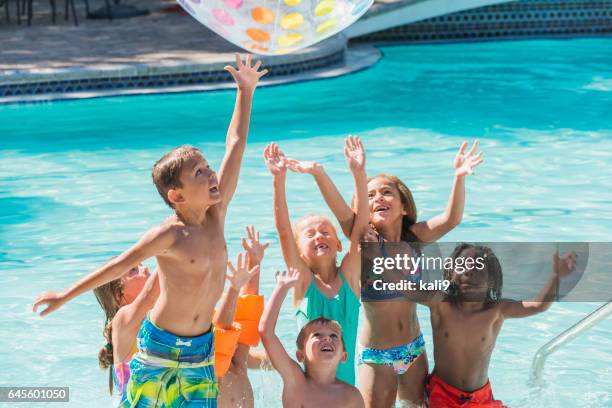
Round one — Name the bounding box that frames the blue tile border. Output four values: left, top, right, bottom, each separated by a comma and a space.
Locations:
0, 45, 382, 105
0, 49, 345, 98
353, 0, 612, 43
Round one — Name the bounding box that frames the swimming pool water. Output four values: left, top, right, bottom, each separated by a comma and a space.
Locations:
1, 38, 611, 407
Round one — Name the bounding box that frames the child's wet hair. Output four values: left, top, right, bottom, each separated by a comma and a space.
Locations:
152, 145, 203, 209
93, 263, 124, 395
292, 214, 339, 242
296, 317, 346, 351
443, 244, 503, 304
367, 174, 419, 242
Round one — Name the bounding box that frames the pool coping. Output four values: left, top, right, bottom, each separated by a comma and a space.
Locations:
0, 36, 381, 105
1, 34, 347, 86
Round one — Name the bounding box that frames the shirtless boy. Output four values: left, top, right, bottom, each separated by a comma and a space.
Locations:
33, 54, 267, 407
421, 244, 577, 407
259, 267, 365, 408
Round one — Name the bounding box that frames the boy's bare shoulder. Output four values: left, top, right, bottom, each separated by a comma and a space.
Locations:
473, 301, 506, 325
482, 299, 507, 313
206, 202, 225, 219
498, 298, 522, 315
146, 217, 185, 247
339, 383, 365, 407
157, 216, 186, 235
335, 381, 360, 394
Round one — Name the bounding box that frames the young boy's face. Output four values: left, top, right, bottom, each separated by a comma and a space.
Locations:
297, 323, 346, 366
451, 247, 489, 301
367, 177, 405, 228
296, 218, 341, 263
175, 154, 221, 208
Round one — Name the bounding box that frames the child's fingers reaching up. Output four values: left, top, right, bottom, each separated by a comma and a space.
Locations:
224, 55, 241, 82
227, 252, 260, 291
553, 250, 578, 278
454, 140, 484, 177
275, 267, 301, 288
241, 225, 269, 264
271, 143, 283, 159
344, 134, 366, 172
264, 143, 287, 175
224, 53, 269, 92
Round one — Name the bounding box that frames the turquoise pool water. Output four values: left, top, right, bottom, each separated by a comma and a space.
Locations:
1, 38, 611, 407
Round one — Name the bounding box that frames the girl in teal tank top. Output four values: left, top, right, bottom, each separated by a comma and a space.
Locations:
296, 270, 361, 385
264, 138, 370, 386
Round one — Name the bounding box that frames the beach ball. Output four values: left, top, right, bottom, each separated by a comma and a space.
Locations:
176, 0, 374, 55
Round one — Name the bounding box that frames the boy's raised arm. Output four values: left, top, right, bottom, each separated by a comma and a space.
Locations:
264, 144, 310, 293
502, 250, 577, 318
285, 158, 355, 239
216, 54, 268, 213
33, 224, 176, 317
412, 141, 483, 242
258, 268, 304, 385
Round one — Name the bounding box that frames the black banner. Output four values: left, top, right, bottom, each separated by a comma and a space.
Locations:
361, 242, 611, 302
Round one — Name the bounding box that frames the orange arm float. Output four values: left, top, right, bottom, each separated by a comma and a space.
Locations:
234, 294, 264, 347
213, 322, 241, 378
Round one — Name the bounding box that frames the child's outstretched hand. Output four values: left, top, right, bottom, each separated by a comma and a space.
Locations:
344, 135, 365, 173
264, 143, 287, 176
275, 267, 301, 288
33, 291, 67, 317
242, 225, 269, 265
227, 252, 260, 291
285, 158, 323, 176
225, 53, 268, 92
553, 250, 577, 279
454, 140, 483, 177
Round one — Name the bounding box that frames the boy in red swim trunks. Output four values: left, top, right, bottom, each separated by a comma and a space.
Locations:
419, 244, 576, 408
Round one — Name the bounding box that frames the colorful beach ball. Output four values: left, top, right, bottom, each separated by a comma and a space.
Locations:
176, 0, 374, 55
